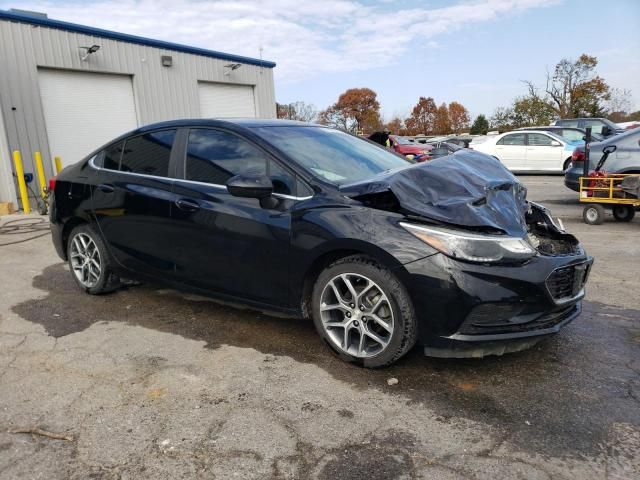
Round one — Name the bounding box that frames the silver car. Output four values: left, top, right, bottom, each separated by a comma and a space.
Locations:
564, 128, 640, 191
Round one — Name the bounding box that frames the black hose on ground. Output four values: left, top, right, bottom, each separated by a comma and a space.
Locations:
0, 217, 50, 247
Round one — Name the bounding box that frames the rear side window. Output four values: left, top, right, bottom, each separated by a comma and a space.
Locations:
558, 129, 583, 142
120, 130, 176, 177
583, 119, 605, 135
100, 141, 125, 170
557, 119, 579, 128
527, 133, 554, 146
186, 129, 268, 184
497, 133, 526, 146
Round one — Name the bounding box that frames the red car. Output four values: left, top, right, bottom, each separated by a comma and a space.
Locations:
389, 135, 433, 159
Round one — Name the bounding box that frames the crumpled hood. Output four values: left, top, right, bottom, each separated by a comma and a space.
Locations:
340, 150, 529, 237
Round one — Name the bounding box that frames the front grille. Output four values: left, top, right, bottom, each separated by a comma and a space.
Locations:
459, 304, 578, 335
546, 263, 590, 301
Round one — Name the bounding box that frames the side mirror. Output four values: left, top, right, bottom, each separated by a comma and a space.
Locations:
550, 140, 562, 147
601, 126, 611, 137
226, 174, 273, 199
603, 145, 617, 154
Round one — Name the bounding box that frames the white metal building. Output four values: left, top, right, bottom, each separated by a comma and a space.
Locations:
0, 9, 277, 208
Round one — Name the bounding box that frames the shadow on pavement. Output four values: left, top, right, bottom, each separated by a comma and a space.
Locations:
13, 263, 640, 459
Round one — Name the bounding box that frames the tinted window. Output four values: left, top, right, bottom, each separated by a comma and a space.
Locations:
270, 161, 296, 195
120, 130, 176, 176
557, 129, 583, 142
498, 133, 526, 146
528, 133, 554, 146
186, 129, 268, 184
251, 126, 411, 185
557, 119, 579, 128
101, 141, 124, 170
583, 119, 605, 135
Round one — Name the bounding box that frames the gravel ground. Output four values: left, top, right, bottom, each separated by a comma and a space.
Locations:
0, 175, 638, 479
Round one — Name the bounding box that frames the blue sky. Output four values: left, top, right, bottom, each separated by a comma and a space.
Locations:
3, 0, 639, 120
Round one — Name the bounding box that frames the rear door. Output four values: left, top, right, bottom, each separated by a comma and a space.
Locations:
494, 133, 527, 171
90, 129, 178, 277
169, 127, 303, 306
525, 133, 564, 172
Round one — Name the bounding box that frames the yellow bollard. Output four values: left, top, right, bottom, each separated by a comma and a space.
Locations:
34, 151, 47, 198
12, 150, 31, 214
54, 156, 62, 174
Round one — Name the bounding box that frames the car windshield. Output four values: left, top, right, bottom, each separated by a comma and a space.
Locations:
253, 126, 412, 185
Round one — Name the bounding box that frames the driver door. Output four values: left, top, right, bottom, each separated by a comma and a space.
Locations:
168, 127, 301, 306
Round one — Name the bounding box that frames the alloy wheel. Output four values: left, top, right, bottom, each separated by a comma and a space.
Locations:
69, 233, 102, 288
319, 273, 394, 358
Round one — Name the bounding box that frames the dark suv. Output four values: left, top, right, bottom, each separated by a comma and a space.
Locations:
554, 118, 624, 138
49, 119, 592, 367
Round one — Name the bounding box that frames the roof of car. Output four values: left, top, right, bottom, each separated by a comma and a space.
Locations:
105, 118, 323, 144
131, 118, 317, 132
518, 126, 582, 130
498, 130, 566, 140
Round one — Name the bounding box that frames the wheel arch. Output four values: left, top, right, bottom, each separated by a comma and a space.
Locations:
60, 217, 89, 260
297, 240, 406, 318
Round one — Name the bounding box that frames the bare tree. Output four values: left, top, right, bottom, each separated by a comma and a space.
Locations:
544, 54, 610, 118
277, 101, 318, 122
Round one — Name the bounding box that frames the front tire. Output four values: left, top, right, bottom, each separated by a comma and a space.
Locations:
67, 224, 120, 294
583, 204, 605, 225
311, 255, 417, 368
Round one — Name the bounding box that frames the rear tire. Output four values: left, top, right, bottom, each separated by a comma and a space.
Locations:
67, 224, 121, 294
612, 205, 635, 222
311, 255, 417, 368
583, 204, 605, 225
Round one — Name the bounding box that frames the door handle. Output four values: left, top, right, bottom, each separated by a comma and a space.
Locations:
175, 198, 200, 212
98, 183, 114, 193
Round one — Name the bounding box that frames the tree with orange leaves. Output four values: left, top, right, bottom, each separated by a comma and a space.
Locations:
448, 102, 470, 134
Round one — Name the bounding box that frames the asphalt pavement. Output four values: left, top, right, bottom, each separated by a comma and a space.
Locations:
0, 175, 638, 479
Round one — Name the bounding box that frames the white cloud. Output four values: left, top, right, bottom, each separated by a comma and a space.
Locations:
2, 0, 559, 82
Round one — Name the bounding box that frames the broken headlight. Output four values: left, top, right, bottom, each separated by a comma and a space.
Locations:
400, 222, 536, 263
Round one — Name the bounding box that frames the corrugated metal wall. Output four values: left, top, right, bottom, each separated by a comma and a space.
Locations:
0, 105, 15, 205
0, 18, 276, 203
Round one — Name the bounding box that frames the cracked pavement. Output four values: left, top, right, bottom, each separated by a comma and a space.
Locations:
0, 175, 638, 479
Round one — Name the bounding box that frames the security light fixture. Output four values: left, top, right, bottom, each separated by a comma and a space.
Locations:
161, 55, 173, 67
79, 44, 100, 61
223, 63, 242, 76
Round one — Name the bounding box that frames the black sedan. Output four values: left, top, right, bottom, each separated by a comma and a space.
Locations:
49, 119, 592, 367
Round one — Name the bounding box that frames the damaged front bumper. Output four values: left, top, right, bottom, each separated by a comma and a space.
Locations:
403, 251, 593, 358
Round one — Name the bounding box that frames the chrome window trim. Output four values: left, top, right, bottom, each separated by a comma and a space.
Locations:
272, 192, 313, 201
89, 157, 313, 200
89, 155, 171, 182
172, 177, 227, 190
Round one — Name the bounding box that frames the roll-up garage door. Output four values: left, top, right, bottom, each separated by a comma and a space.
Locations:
198, 82, 256, 118
38, 69, 138, 168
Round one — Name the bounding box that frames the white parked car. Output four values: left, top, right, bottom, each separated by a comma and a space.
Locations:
472, 130, 581, 173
